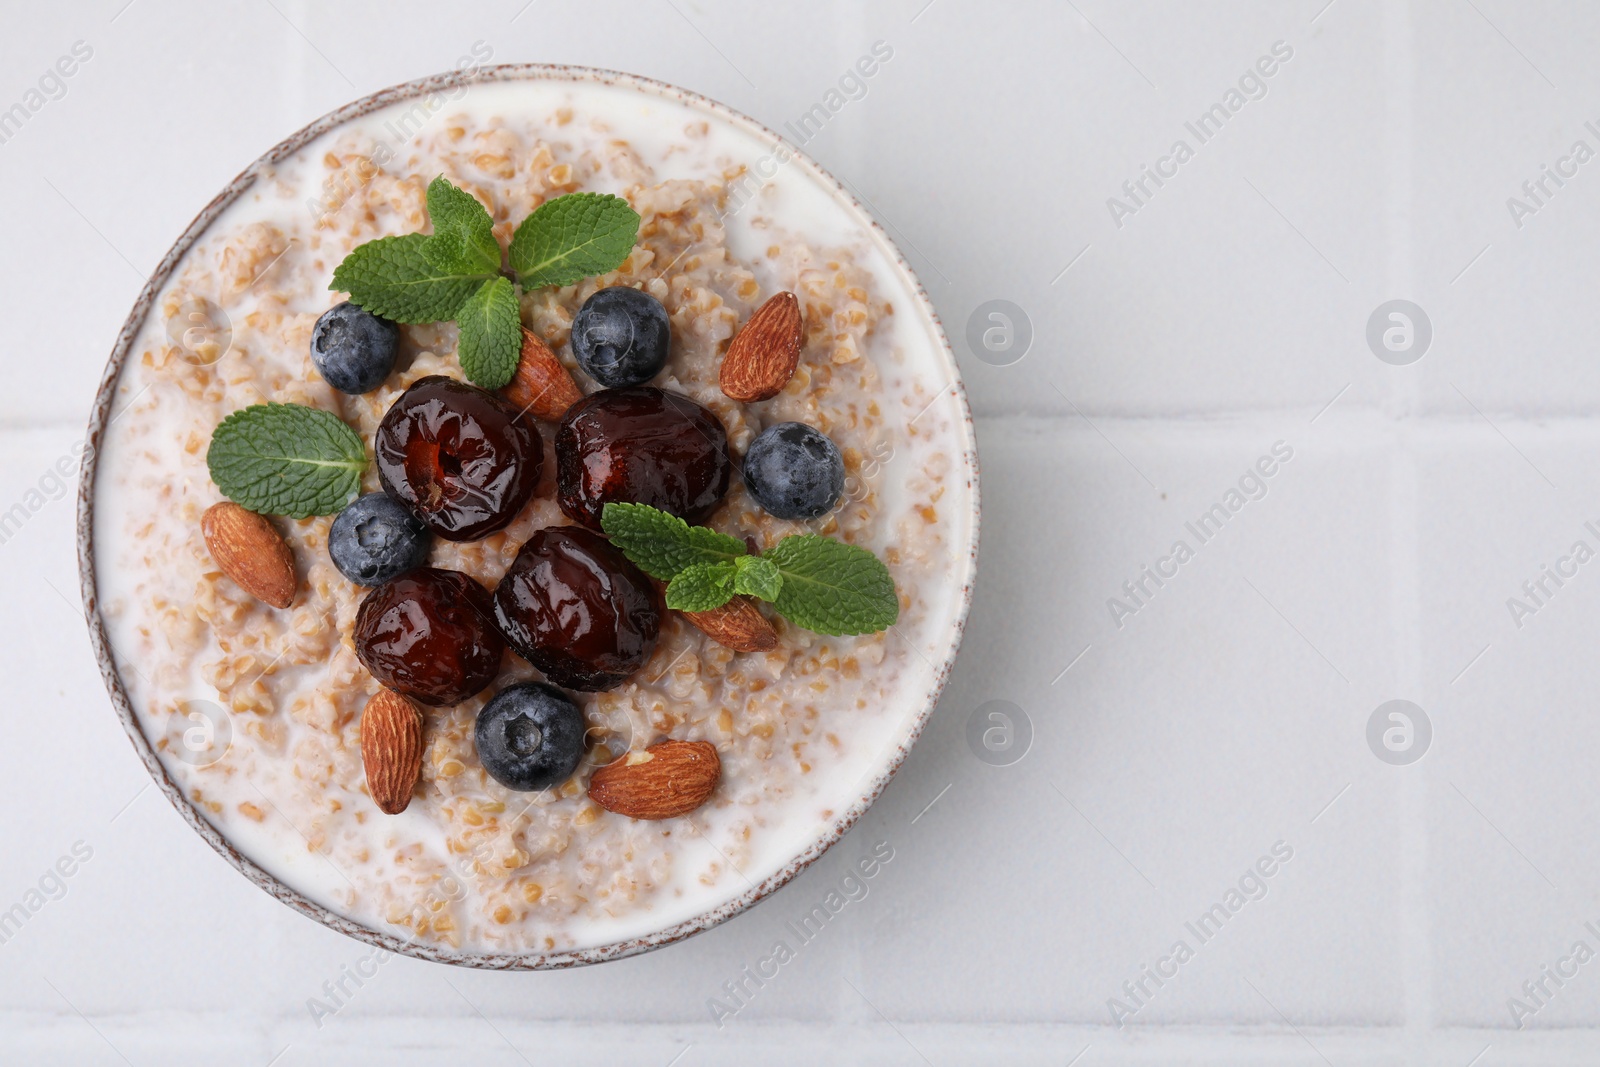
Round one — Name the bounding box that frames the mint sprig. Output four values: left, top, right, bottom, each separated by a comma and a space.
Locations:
456, 275, 521, 387
733, 555, 781, 601
329, 233, 489, 324
422, 177, 500, 274
508, 193, 641, 289
330, 178, 641, 391
763, 535, 900, 636
206, 403, 366, 518
601, 502, 898, 637
666, 562, 737, 612
600, 502, 747, 580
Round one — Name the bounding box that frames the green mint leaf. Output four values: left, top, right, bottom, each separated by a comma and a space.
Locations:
455, 276, 522, 389
600, 502, 746, 581
423, 176, 501, 275
764, 535, 899, 636
330, 233, 492, 323
665, 562, 737, 612
206, 403, 366, 518
508, 193, 641, 289
733, 555, 782, 602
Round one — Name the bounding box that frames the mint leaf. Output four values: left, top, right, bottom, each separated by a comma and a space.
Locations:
602, 504, 898, 636
206, 403, 366, 518
600, 502, 746, 581
509, 193, 641, 289
665, 562, 737, 612
330, 233, 491, 323
455, 276, 522, 389
764, 535, 898, 636
423, 176, 501, 275
733, 555, 782, 602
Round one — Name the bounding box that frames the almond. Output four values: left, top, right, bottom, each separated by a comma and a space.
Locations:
501, 327, 583, 422
682, 596, 778, 653
588, 740, 720, 820
361, 688, 424, 815
201, 502, 297, 609
719, 291, 803, 402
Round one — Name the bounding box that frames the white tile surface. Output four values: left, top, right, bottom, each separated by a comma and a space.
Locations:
9, 0, 1600, 1061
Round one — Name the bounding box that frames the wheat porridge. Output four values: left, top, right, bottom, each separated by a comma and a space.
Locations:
92, 74, 972, 957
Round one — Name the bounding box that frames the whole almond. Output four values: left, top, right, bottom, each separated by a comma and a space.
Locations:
361, 688, 424, 815
682, 596, 778, 653
201, 502, 297, 609
719, 291, 803, 402
501, 327, 583, 422
588, 740, 721, 820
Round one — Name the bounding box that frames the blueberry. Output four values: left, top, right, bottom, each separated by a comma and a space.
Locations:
474, 682, 587, 792
570, 287, 670, 388
329, 493, 431, 586
310, 301, 400, 394
742, 422, 846, 520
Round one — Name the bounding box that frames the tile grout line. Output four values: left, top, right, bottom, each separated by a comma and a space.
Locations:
1395, 440, 1433, 1054
1388, 1, 1432, 1056
22, 408, 1600, 440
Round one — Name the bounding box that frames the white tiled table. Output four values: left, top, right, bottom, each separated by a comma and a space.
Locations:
7, 0, 1600, 1062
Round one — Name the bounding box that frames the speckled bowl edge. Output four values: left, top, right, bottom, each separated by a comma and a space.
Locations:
76, 63, 981, 970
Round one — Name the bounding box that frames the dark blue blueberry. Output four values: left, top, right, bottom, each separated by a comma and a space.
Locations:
742, 422, 845, 520
329, 493, 431, 586
310, 301, 400, 394
570, 287, 670, 388
474, 682, 587, 792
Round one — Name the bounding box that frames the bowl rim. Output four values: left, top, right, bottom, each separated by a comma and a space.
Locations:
75, 62, 980, 969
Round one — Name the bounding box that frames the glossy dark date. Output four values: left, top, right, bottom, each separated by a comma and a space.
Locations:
554, 386, 731, 530
376, 375, 543, 541
354, 567, 504, 706
492, 525, 661, 691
